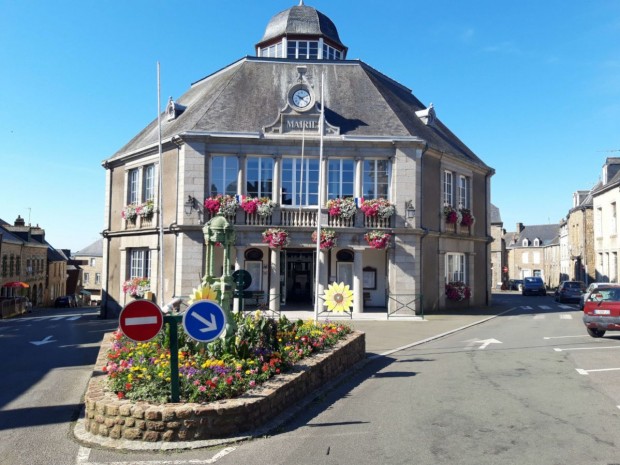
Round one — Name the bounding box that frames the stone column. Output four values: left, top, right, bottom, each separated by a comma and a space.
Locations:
353, 248, 364, 314
269, 248, 281, 314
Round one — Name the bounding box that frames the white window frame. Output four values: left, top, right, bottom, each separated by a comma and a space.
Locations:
281, 157, 320, 207
458, 175, 470, 209
246, 156, 274, 199
128, 168, 139, 204
128, 248, 151, 280
362, 159, 391, 200
445, 253, 466, 283
443, 171, 454, 206
327, 158, 355, 199
210, 155, 239, 196
143, 164, 155, 201
612, 202, 617, 236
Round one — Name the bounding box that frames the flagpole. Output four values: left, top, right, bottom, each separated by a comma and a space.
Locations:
157, 62, 164, 304
314, 72, 325, 321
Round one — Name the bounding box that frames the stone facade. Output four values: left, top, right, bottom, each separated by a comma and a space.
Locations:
82, 331, 365, 442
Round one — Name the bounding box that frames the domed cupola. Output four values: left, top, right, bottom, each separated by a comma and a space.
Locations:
256, 1, 348, 60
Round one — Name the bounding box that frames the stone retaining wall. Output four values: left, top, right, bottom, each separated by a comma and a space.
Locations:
83, 330, 365, 442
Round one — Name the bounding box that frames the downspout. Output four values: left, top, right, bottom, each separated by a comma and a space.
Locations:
485, 170, 494, 306
581, 207, 588, 285
418, 143, 429, 313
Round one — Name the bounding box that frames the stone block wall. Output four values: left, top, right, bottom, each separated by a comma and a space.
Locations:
83, 331, 365, 442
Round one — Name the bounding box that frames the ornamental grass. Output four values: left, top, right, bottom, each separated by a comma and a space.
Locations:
103, 312, 351, 403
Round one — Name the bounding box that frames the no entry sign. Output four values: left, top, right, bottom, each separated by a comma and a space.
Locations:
119, 300, 164, 342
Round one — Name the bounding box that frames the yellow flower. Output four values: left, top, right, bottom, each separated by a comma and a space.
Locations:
323, 282, 354, 312
188, 284, 218, 305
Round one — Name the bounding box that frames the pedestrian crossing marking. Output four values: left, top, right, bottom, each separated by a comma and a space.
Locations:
560, 314, 573, 320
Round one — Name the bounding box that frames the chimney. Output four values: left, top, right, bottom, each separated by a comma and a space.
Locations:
14, 215, 25, 227
516, 222, 524, 233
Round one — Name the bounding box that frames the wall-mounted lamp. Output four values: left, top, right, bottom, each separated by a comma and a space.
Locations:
184, 195, 199, 215
405, 200, 416, 219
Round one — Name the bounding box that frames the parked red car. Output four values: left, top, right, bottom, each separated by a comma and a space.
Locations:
582, 285, 620, 337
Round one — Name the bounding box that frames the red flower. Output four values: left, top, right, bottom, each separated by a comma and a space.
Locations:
117, 392, 125, 399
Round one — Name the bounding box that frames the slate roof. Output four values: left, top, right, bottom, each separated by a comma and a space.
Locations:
0, 220, 25, 245
505, 224, 559, 249
73, 238, 103, 258
108, 57, 490, 172
258, 3, 344, 48
490, 203, 502, 224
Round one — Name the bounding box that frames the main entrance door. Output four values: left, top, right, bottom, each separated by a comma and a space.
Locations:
283, 250, 314, 306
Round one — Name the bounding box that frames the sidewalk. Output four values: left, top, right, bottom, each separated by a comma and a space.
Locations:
278, 292, 516, 357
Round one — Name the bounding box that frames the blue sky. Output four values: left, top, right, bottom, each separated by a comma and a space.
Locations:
1, 0, 619, 251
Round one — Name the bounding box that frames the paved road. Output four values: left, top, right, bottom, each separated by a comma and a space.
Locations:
0, 307, 117, 465
6, 294, 620, 464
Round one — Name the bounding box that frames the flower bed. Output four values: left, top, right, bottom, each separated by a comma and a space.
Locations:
81, 321, 365, 443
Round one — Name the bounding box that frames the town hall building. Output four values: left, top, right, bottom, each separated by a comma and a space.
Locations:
100, 1, 495, 317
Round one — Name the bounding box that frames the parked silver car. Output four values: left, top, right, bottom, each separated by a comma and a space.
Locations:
555, 281, 586, 304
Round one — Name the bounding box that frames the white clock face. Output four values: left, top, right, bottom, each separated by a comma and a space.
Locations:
292, 89, 311, 108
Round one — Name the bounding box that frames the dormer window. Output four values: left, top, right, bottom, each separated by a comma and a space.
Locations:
416, 103, 436, 126
522, 238, 530, 247
166, 97, 186, 121
533, 238, 541, 247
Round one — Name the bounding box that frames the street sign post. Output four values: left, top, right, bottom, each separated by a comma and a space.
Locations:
119, 300, 163, 342
182, 300, 227, 343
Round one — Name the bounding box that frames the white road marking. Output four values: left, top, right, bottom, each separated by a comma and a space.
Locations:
560, 314, 573, 320
533, 314, 545, 320
559, 305, 574, 309
539, 305, 552, 310
576, 367, 620, 376
543, 335, 588, 340
554, 345, 620, 352
76, 446, 236, 464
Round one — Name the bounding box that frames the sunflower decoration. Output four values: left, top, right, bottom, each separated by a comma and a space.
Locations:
188, 283, 218, 305
323, 282, 354, 313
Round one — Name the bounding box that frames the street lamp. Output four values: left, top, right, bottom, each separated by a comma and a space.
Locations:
405, 200, 416, 219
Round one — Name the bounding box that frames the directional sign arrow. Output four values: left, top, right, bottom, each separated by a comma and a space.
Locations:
190, 311, 217, 333
30, 335, 56, 346
474, 338, 502, 350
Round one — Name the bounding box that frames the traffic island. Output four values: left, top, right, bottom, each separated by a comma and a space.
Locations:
77, 329, 365, 446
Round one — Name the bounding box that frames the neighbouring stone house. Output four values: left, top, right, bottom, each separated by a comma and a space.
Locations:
590, 157, 620, 283
73, 239, 103, 306
100, 1, 495, 317
504, 223, 560, 290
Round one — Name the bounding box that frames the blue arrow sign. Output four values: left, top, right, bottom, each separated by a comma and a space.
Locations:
182, 300, 227, 343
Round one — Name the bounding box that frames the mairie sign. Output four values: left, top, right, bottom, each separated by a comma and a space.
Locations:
182, 300, 227, 343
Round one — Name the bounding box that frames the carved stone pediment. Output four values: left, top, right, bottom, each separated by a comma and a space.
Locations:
264, 104, 340, 136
